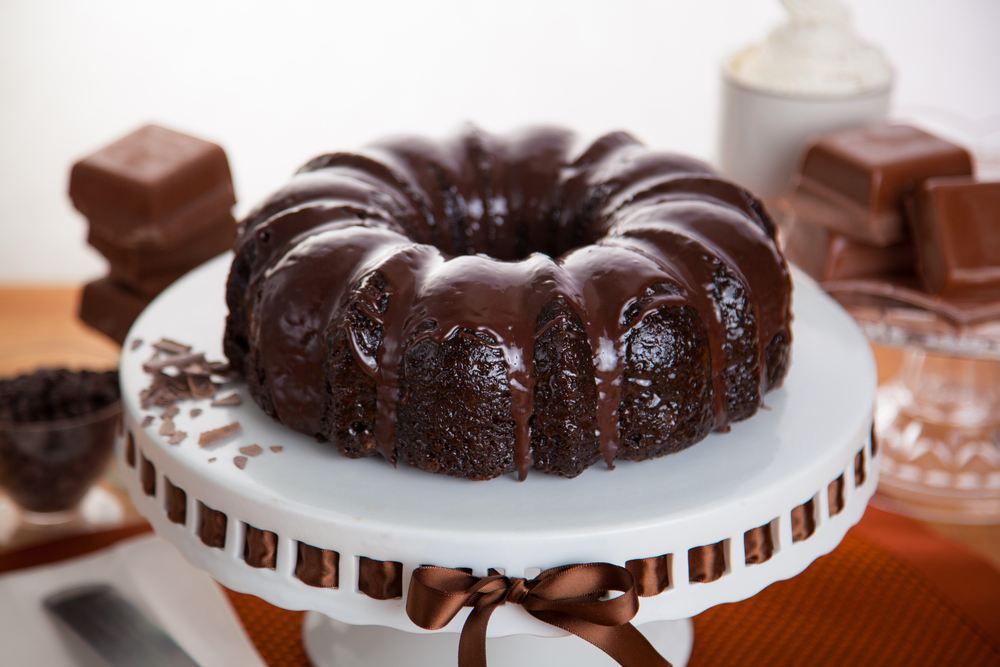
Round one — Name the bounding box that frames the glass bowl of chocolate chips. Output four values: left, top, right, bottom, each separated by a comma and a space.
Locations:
0, 350, 121, 524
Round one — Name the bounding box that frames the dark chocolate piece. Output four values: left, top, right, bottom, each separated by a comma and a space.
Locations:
152, 339, 192, 355
78, 278, 152, 346
906, 177, 1000, 297
167, 431, 186, 445
784, 218, 915, 282
70, 125, 235, 250
233, 456, 247, 469
792, 125, 973, 246
141, 415, 155, 428
89, 217, 236, 297
270, 446, 283, 453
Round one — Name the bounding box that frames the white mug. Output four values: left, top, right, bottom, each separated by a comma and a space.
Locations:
716, 60, 892, 205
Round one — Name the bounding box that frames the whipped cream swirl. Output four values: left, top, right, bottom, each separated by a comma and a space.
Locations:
728, 0, 892, 97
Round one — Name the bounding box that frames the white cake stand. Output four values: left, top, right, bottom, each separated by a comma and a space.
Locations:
116, 255, 877, 667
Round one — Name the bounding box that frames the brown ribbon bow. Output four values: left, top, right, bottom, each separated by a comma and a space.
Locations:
406, 563, 672, 667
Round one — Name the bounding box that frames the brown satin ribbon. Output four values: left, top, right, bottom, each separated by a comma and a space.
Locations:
198, 502, 227, 549
165, 478, 187, 525
358, 556, 403, 599
245, 525, 278, 569
406, 563, 672, 667
744, 525, 775, 565
140, 454, 156, 497
296, 542, 340, 588
791, 498, 817, 543
688, 541, 726, 583
828, 475, 845, 517
625, 555, 670, 596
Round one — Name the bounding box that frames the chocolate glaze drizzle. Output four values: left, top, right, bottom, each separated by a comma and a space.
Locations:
228, 126, 792, 480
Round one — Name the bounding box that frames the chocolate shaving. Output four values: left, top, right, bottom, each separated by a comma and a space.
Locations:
190, 408, 202, 418
143, 352, 206, 373
211, 393, 242, 407
239, 444, 264, 457
162, 405, 179, 418
208, 457, 217, 463
168, 431, 187, 445
187, 374, 217, 400
153, 338, 192, 355
234, 456, 248, 470
198, 421, 242, 447
141, 415, 155, 428
130, 338, 143, 351
270, 446, 284, 453
207, 362, 231, 376
181, 363, 210, 377
159, 417, 175, 436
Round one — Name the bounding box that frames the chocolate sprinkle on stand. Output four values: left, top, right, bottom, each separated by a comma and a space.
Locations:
208, 457, 216, 463
130, 339, 143, 351
190, 408, 202, 418
162, 405, 179, 418
153, 338, 192, 355
187, 374, 217, 399
168, 431, 187, 445
141, 415, 155, 428
270, 446, 284, 453
239, 444, 264, 457
210, 393, 242, 407
142, 351, 206, 373
159, 417, 175, 436
199, 421, 242, 447
234, 456, 247, 470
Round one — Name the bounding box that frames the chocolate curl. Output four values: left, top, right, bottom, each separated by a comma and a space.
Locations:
406, 563, 671, 667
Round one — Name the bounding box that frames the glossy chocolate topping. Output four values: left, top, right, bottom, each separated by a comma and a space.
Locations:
227, 127, 792, 479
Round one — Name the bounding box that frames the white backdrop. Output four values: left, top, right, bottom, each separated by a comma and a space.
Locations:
1, 0, 998, 284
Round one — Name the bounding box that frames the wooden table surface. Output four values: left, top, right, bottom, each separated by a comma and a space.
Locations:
1, 286, 999, 572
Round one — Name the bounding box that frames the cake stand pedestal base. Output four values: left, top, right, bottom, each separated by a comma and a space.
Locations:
302, 613, 694, 667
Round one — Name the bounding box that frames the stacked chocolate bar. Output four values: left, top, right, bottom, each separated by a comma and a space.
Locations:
784, 124, 1000, 302
70, 125, 237, 344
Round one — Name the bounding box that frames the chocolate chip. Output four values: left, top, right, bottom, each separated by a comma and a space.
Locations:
270, 446, 284, 453
239, 444, 263, 457
159, 418, 175, 436
190, 408, 202, 418
168, 431, 187, 445
141, 415, 155, 428
234, 456, 248, 470
131, 338, 143, 351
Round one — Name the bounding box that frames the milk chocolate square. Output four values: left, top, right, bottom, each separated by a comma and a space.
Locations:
784, 218, 914, 283
89, 214, 236, 296
906, 177, 1000, 297
70, 125, 235, 249
791, 125, 973, 246
78, 277, 152, 345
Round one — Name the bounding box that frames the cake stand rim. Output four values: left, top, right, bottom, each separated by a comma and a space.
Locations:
116, 254, 878, 636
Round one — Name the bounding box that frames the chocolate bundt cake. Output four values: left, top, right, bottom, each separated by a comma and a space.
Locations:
224, 126, 792, 480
